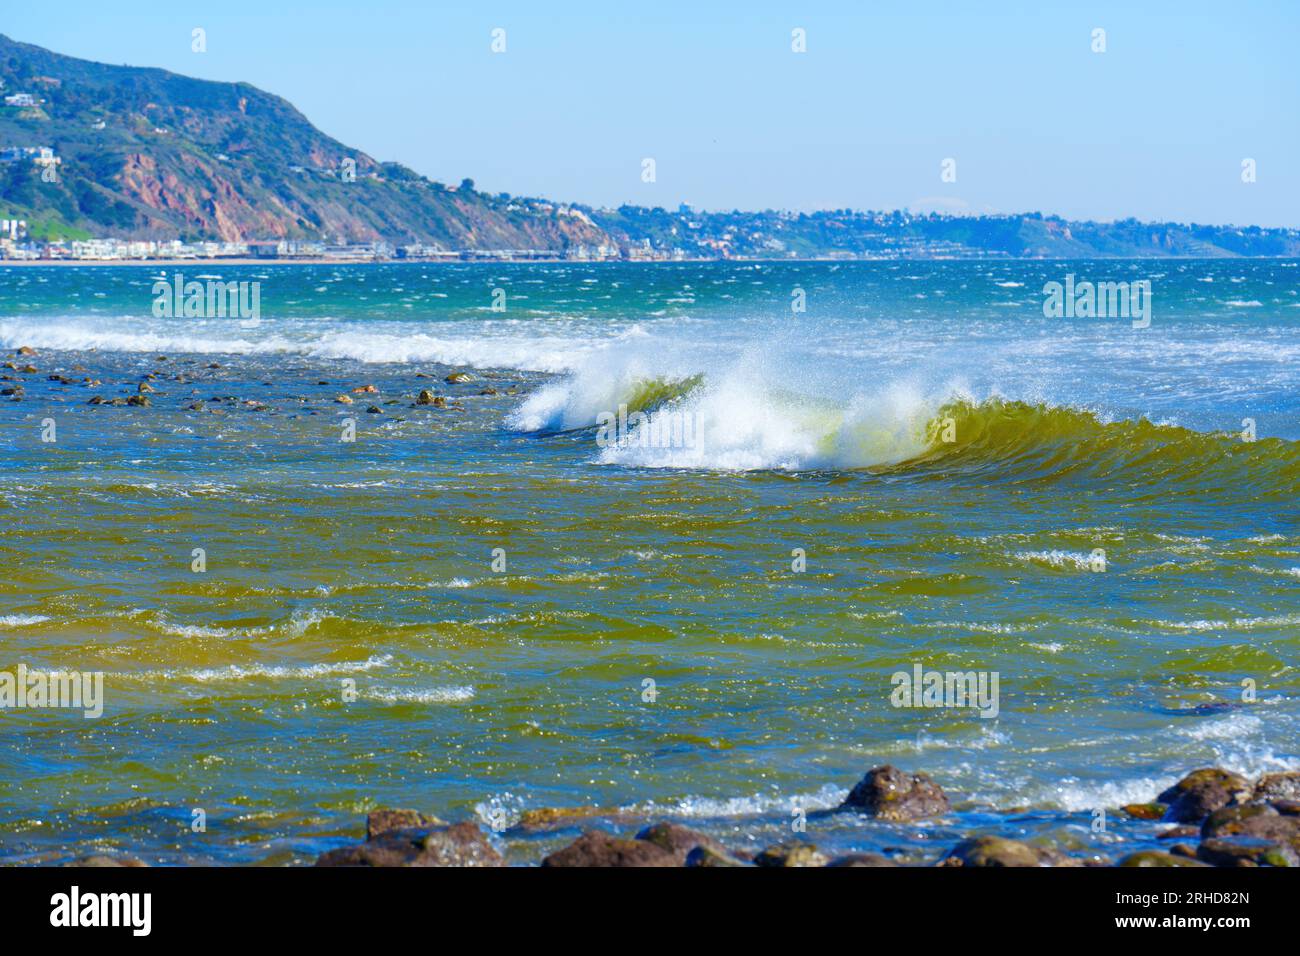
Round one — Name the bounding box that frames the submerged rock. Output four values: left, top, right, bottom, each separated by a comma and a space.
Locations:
541, 831, 676, 867
753, 842, 829, 867
826, 853, 899, 867
1157, 768, 1249, 822
1117, 851, 1207, 867
64, 855, 148, 868
839, 765, 951, 821
941, 836, 1043, 868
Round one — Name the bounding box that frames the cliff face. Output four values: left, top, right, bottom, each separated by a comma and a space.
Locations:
0, 34, 612, 248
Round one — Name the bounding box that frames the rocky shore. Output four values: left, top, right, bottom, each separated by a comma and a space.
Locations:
53, 765, 1248, 869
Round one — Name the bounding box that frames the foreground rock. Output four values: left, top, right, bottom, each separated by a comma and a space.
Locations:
542, 831, 676, 867
753, 842, 829, 867
316, 821, 501, 867
940, 836, 1043, 867
635, 822, 729, 864
1157, 768, 1250, 822
1117, 851, 1208, 867
839, 765, 951, 821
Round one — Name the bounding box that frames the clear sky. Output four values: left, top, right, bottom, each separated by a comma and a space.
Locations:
3, 0, 1297, 225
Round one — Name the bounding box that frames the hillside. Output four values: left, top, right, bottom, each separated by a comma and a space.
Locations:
0, 34, 609, 248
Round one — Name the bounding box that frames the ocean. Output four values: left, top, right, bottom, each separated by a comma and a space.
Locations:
0, 258, 1297, 864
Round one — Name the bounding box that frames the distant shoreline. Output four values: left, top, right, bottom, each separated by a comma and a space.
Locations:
2, 254, 1299, 267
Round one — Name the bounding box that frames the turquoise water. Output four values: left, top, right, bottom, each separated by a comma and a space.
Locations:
0, 259, 1297, 864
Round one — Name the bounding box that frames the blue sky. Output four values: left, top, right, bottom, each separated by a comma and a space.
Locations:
4, 1, 1297, 225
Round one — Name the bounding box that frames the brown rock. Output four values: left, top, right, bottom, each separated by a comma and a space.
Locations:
1201, 803, 1300, 849
541, 831, 676, 867
1123, 802, 1167, 820
839, 765, 951, 821
942, 836, 1042, 867
684, 845, 748, 867
635, 822, 728, 863
752, 842, 829, 867
1157, 768, 1250, 822
16, 346, 36, 356
316, 821, 500, 867
1197, 837, 1299, 868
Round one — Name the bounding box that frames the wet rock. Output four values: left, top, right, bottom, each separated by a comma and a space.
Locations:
1168, 843, 1199, 859
207, 363, 221, 369
839, 765, 951, 821
1272, 800, 1300, 817
20, 364, 37, 374
1157, 768, 1250, 822
87, 396, 106, 405
16, 346, 36, 356
1117, 851, 1207, 867
635, 822, 728, 863
48, 374, 74, 384
942, 836, 1043, 868
416, 390, 447, 407
479, 387, 499, 395
1197, 837, 1298, 868
352, 384, 378, 394
753, 842, 829, 867
541, 831, 676, 867
445, 372, 473, 383
366, 405, 381, 414
366, 808, 446, 841
826, 853, 899, 867
316, 821, 500, 867
127, 395, 151, 407
1123, 803, 1166, 820
684, 845, 748, 867
1201, 803, 1300, 850
137, 381, 156, 393
335, 394, 354, 404
1253, 771, 1300, 804
1157, 825, 1201, 840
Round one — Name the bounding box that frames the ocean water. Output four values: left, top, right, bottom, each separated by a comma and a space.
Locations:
0, 259, 1297, 865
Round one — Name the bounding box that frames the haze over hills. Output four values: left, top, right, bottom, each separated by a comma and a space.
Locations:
1, 32, 1298, 258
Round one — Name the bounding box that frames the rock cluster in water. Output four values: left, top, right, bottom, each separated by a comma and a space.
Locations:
292, 764, 1300, 868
